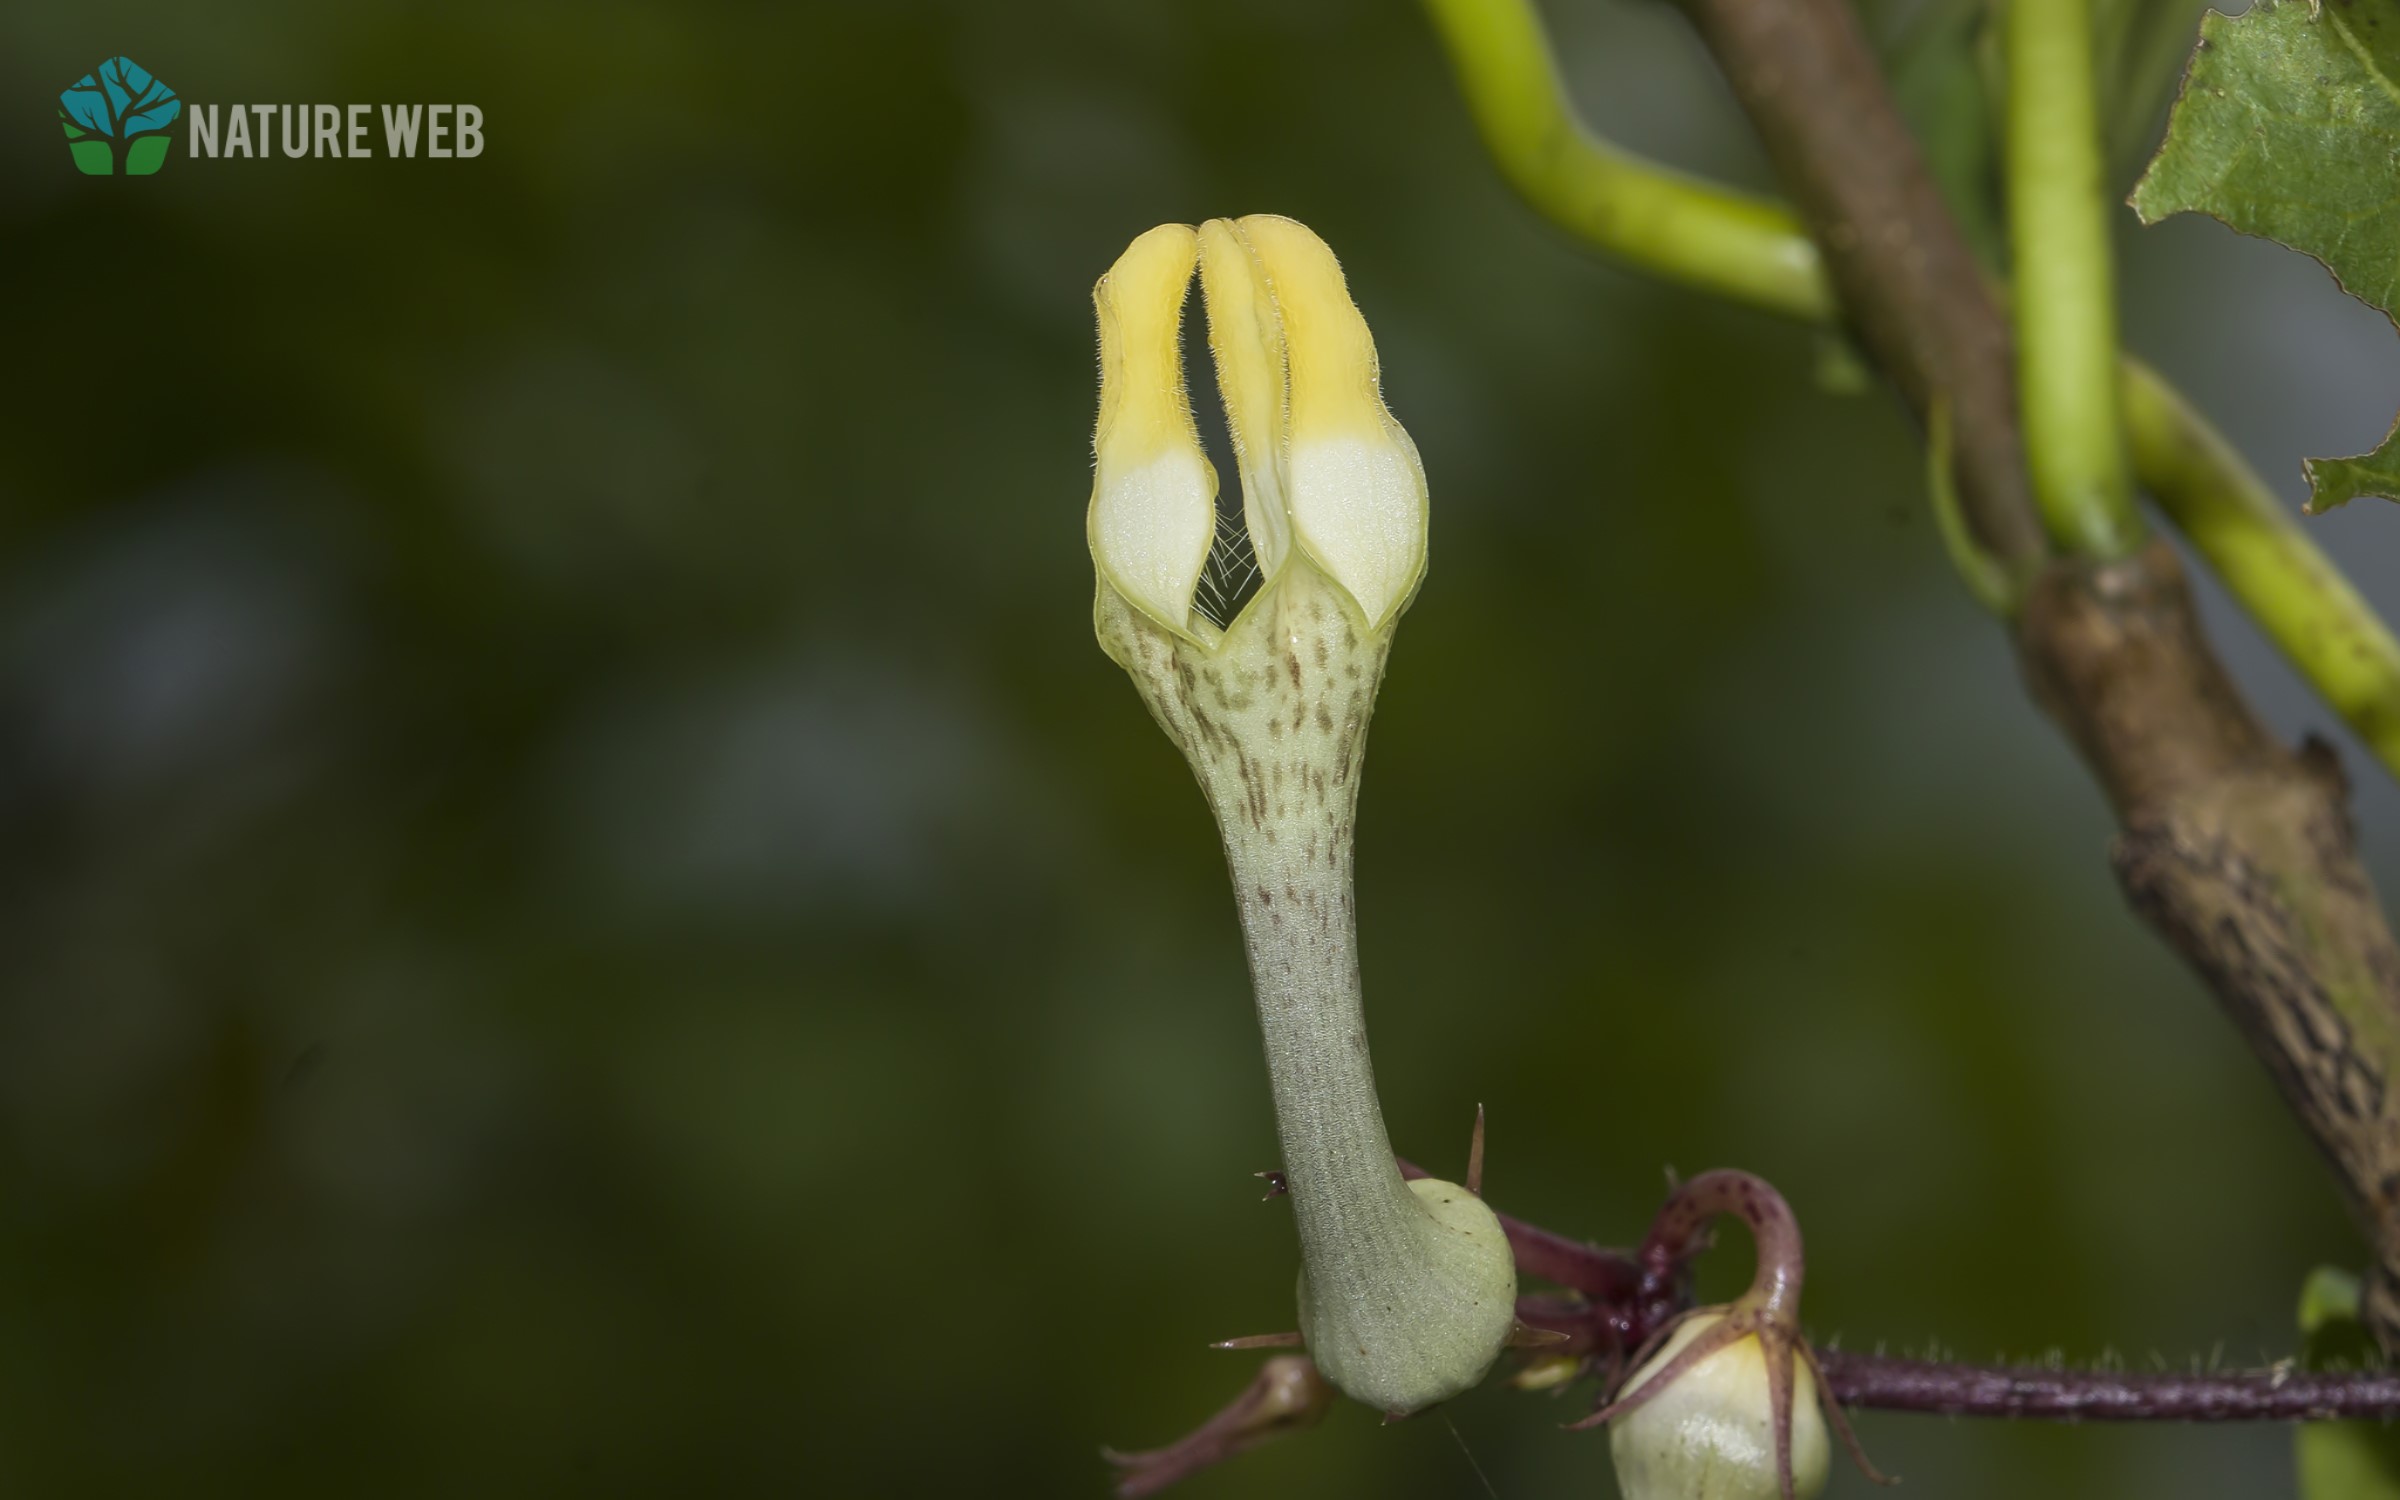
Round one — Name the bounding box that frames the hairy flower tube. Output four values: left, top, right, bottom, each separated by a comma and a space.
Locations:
1087, 215, 1514, 1416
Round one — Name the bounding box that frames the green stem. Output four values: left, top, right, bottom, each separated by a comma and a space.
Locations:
2002, 0, 2143, 558
1926, 398, 2025, 616
1419, 0, 1832, 322
2121, 360, 2400, 774
1418, 0, 2400, 780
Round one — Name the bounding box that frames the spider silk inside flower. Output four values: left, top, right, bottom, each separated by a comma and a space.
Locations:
1087, 214, 1429, 642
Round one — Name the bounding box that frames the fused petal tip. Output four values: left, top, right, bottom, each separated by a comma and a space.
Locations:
1090, 223, 1215, 635
1196, 218, 1292, 579
1236, 215, 1428, 631
1088, 214, 1428, 640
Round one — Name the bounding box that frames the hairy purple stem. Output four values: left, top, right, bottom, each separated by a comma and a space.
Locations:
1816, 1351, 2400, 1421
1110, 1166, 2400, 1496
1613, 1168, 1806, 1353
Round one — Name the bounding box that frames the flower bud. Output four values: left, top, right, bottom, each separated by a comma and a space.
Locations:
1609, 1314, 1830, 1500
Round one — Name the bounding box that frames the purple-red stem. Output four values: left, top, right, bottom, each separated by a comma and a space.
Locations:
1393, 1158, 2400, 1423
1814, 1350, 2400, 1421
1636, 1168, 1806, 1334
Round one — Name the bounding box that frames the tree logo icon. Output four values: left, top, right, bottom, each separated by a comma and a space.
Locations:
59, 58, 181, 176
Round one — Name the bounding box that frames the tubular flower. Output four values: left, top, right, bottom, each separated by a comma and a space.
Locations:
1087, 215, 1511, 1417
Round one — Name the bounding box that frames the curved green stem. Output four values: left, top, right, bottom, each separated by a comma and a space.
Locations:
2121, 360, 2400, 773
2002, 0, 2143, 559
1418, 0, 2400, 781
1927, 397, 2028, 617
1420, 0, 1832, 322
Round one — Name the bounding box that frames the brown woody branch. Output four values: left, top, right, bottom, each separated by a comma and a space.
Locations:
1672, 0, 2400, 1349
1670, 0, 2040, 570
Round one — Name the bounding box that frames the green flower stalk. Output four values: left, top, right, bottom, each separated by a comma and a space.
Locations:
1088, 215, 1516, 1417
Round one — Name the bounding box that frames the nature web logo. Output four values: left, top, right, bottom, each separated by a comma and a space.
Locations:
58, 57, 181, 176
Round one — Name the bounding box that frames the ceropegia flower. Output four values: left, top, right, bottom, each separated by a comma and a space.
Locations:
1086, 216, 1508, 1418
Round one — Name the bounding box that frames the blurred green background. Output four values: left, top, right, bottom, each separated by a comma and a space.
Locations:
3, 1, 2398, 1495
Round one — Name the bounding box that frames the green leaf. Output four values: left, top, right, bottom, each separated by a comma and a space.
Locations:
2095, 0, 2217, 180
2302, 1265, 2369, 1348
2132, 0, 2400, 320
2297, 1266, 2400, 1500
2130, 0, 2400, 509
2306, 416, 2400, 513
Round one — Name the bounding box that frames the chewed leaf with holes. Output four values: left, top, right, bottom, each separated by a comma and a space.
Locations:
2132, 0, 2400, 316
2305, 417, 2400, 512
2130, 0, 2400, 509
